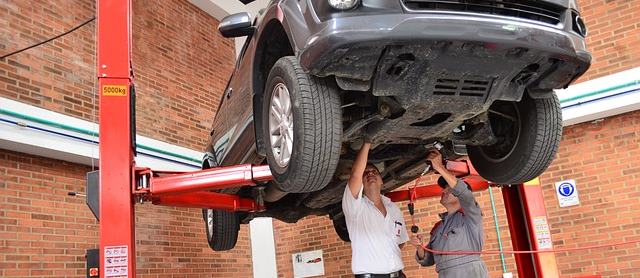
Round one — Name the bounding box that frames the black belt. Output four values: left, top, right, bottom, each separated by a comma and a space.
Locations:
355, 271, 405, 278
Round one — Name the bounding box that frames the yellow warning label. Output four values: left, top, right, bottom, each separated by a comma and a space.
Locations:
102, 85, 127, 96
524, 177, 541, 186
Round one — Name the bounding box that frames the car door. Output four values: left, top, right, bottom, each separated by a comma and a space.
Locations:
209, 32, 258, 167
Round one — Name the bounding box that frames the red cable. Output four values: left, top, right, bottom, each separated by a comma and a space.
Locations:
420, 239, 640, 255
408, 177, 420, 231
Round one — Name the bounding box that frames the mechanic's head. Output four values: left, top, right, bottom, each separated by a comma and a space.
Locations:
437, 176, 460, 208
439, 187, 460, 207
363, 163, 383, 192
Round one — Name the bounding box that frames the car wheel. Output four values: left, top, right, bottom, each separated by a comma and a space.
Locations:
262, 56, 342, 193
467, 93, 562, 184
202, 209, 240, 251
332, 215, 350, 242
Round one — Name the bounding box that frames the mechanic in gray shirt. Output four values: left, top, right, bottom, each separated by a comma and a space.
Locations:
409, 151, 489, 277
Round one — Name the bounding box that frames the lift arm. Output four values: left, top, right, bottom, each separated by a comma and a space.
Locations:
133, 164, 270, 212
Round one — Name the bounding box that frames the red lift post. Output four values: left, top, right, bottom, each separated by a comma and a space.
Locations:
96, 0, 559, 277
97, 0, 136, 276
503, 179, 560, 278
96, 1, 269, 277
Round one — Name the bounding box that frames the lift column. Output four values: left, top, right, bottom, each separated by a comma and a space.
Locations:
502, 179, 560, 278
97, 0, 136, 277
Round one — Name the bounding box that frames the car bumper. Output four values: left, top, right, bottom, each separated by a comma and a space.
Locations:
299, 13, 591, 86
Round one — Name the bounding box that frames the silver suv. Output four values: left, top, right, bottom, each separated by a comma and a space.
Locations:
202, 0, 591, 251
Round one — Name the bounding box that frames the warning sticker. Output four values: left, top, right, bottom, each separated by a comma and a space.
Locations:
102, 85, 127, 96
533, 216, 552, 249
104, 245, 128, 277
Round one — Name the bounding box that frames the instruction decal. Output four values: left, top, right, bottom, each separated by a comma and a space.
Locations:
533, 216, 552, 249
102, 85, 127, 96
104, 245, 128, 277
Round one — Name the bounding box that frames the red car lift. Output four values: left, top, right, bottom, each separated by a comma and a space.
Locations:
94, 0, 560, 277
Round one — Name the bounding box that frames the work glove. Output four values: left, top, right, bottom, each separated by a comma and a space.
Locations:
362, 125, 376, 144
363, 134, 373, 144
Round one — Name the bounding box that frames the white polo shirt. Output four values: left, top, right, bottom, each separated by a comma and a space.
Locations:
342, 184, 409, 274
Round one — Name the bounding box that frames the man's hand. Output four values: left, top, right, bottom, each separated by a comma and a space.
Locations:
409, 234, 424, 248
429, 150, 460, 189
427, 150, 444, 170
410, 234, 426, 259
363, 131, 373, 144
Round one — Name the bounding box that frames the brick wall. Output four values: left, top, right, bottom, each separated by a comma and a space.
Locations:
131, 0, 235, 149
273, 109, 640, 278
0, 1, 96, 119
0, 0, 235, 150
577, 0, 640, 82
0, 149, 253, 277
542, 111, 640, 276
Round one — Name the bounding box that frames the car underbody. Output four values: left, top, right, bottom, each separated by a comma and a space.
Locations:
241, 40, 586, 224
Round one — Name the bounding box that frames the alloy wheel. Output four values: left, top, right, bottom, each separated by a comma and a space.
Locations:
268, 83, 294, 168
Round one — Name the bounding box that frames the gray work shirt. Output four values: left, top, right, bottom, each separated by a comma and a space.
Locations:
415, 179, 489, 278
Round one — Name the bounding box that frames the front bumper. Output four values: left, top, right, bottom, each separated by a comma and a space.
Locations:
298, 12, 591, 146
299, 13, 591, 88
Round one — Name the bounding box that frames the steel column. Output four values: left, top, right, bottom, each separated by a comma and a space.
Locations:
502, 179, 560, 278
97, 0, 135, 277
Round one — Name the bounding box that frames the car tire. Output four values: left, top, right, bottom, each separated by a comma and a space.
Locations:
262, 56, 342, 193
332, 215, 350, 242
202, 209, 240, 251
467, 93, 562, 184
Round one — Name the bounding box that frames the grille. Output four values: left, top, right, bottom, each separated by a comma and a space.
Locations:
403, 0, 565, 25
433, 78, 492, 98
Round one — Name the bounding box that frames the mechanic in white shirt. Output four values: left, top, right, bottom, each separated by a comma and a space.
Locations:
343, 141, 409, 278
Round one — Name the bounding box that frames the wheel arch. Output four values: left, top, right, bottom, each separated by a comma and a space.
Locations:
252, 19, 295, 156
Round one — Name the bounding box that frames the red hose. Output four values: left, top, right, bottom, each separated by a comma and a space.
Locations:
420, 239, 640, 255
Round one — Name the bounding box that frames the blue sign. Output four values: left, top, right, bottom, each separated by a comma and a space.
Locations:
555, 179, 580, 207
557, 182, 575, 197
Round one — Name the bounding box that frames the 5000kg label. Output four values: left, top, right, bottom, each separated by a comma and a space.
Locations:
102, 85, 128, 96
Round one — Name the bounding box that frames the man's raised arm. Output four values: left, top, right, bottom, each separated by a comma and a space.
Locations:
348, 142, 371, 198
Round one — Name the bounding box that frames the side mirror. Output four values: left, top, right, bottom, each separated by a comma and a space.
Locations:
218, 12, 254, 38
